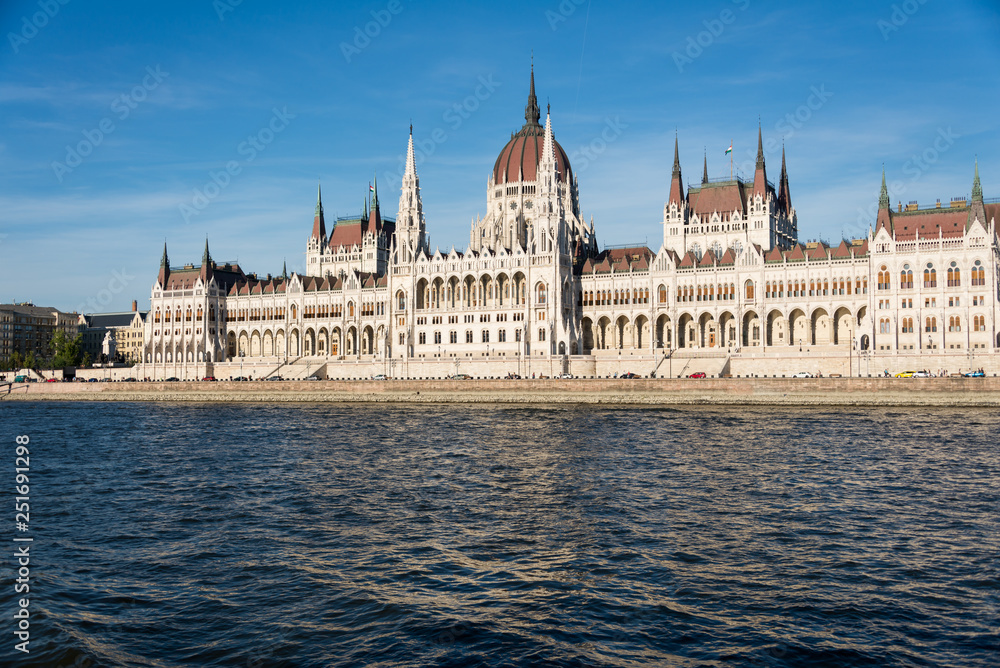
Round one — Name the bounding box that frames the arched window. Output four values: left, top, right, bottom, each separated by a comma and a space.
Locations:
900, 265, 913, 289
744, 280, 755, 300
947, 262, 961, 287
925, 317, 937, 332
397, 291, 406, 310
878, 266, 889, 290
972, 260, 985, 286
924, 264, 937, 288
154, 309, 161, 323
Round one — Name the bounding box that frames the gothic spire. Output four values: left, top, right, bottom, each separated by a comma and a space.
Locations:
199, 238, 214, 282
752, 123, 768, 198
878, 166, 889, 210
668, 133, 684, 207
311, 181, 327, 242
282, 260, 287, 279
756, 123, 765, 170
524, 63, 541, 129
157, 242, 170, 286
875, 165, 893, 236
778, 144, 792, 212
404, 124, 417, 179
972, 158, 983, 202
702, 149, 708, 185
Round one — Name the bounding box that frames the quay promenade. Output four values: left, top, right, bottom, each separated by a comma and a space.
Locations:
4, 377, 999, 406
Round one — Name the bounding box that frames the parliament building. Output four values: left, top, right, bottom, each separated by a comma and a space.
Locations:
139, 69, 999, 380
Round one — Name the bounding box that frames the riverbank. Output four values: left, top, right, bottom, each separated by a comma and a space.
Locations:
4, 377, 999, 406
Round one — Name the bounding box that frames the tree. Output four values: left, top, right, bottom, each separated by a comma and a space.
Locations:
81, 352, 91, 369
9, 351, 23, 372
24, 351, 37, 371
50, 330, 83, 368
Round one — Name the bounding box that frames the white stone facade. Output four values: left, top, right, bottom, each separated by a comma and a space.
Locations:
138, 74, 1000, 380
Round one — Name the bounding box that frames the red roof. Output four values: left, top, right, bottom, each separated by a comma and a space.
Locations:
890, 209, 967, 240
688, 181, 748, 218
493, 130, 572, 185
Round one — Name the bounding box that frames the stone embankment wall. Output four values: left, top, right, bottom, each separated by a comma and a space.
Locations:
5, 377, 1000, 406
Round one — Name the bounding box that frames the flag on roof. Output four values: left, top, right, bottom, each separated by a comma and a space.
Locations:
725, 144, 733, 155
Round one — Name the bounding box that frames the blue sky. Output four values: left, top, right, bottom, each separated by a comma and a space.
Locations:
1, 0, 998, 313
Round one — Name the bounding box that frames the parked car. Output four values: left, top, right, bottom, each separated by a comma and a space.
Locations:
304, 375, 322, 381
371, 374, 387, 381
620, 372, 641, 379
201, 376, 217, 381
122, 378, 136, 382
13, 375, 28, 383
913, 370, 931, 378
963, 370, 986, 378
164, 377, 180, 382
449, 374, 473, 380
557, 373, 574, 379
791, 371, 813, 378
687, 372, 707, 379
505, 373, 522, 379
86, 378, 98, 383
232, 376, 248, 382
264, 376, 283, 381
45, 378, 59, 382
894, 371, 917, 378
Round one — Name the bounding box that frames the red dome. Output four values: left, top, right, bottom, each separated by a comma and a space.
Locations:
492, 67, 572, 186
493, 129, 573, 185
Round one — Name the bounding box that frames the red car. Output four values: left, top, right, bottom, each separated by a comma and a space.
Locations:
688, 372, 707, 379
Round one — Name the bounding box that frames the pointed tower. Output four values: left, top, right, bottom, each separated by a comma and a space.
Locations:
306, 182, 328, 276
534, 109, 563, 255
875, 166, 893, 236
282, 260, 288, 280
199, 238, 214, 283
524, 63, 541, 130
969, 158, 986, 230
668, 133, 684, 207
752, 124, 769, 200
157, 242, 170, 287
369, 174, 382, 232
777, 145, 792, 213
311, 183, 327, 242
702, 149, 709, 185
396, 124, 426, 262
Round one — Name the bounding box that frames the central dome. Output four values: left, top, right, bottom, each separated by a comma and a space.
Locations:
492, 69, 572, 186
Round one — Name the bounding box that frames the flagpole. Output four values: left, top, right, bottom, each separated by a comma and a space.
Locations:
729, 139, 733, 180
